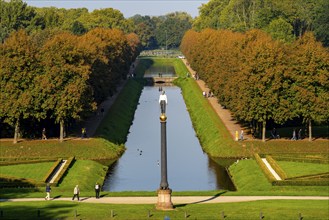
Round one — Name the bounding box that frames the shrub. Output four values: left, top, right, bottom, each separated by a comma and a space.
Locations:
42, 158, 63, 183
254, 153, 276, 182
52, 157, 75, 186
266, 156, 288, 179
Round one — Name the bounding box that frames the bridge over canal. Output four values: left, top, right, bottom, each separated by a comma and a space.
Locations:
144, 76, 178, 85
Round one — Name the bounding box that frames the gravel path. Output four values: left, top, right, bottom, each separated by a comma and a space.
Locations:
1, 196, 328, 204
181, 59, 251, 140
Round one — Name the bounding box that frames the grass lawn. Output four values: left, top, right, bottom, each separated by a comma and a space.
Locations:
1, 200, 328, 219
228, 159, 329, 196
0, 138, 124, 160
0, 162, 54, 181
276, 161, 329, 178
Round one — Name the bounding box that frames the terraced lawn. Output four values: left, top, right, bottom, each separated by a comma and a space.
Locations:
0, 162, 54, 181
275, 161, 329, 178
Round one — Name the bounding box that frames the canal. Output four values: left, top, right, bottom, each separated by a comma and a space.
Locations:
103, 85, 235, 192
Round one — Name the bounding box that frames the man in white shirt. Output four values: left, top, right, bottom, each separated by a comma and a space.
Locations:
159, 91, 168, 114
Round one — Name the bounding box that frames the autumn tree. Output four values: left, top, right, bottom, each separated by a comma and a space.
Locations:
288, 32, 329, 141
0, 30, 42, 143
40, 32, 96, 142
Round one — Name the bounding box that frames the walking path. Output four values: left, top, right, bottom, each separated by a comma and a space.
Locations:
1, 196, 327, 204
83, 60, 139, 137
181, 59, 251, 140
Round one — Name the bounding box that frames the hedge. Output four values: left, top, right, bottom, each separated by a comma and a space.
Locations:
272, 179, 329, 186
286, 172, 329, 180
0, 158, 57, 166
0, 174, 44, 188
254, 153, 276, 182
42, 158, 63, 183
52, 157, 75, 186
265, 156, 288, 180
271, 155, 329, 164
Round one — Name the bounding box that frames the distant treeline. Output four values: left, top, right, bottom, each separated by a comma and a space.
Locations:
0, 28, 140, 142
180, 29, 329, 141
0, 0, 193, 50
194, 0, 329, 47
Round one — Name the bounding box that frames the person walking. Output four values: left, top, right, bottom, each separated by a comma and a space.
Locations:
291, 129, 297, 140
42, 128, 47, 140
298, 128, 302, 140
95, 183, 101, 199
72, 185, 80, 201
45, 184, 51, 200
240, 130, 244, 141
81, 128, 87, 139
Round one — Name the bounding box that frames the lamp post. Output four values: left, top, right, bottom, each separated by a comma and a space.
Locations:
156, 91, 173, 210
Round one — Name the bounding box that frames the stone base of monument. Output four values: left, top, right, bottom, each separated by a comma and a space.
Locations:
156, 189, 174, 210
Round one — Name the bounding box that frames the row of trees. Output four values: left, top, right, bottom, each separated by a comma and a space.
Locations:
180, 29, 329, 141
194, 0, 329, 46
0, 28, 140, 143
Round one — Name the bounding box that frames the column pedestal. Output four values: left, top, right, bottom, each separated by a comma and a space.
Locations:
156, 189, 174, 210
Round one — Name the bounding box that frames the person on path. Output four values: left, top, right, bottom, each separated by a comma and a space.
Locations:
95, 183, 101, 199
298, 128, 302, 140
291, 129, 297, 140
240, 130, 244, 141
45, 184, 51, 200
72, 185, 80, 201
159, 91, 168, 114
235, 131, 239, 141
81, 128, 87, 139
42, 128, 47, 140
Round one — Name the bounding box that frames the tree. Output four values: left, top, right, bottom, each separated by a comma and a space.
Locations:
40, 32, 96, 142
155, 12, 193, 49
78, 8, 133, 33
0, 0, 36, 42
193, 0, 230, 31
313, 0, 329, 47
130, 15, 157, 49
0, 30, 42, 143
265, 17, 295, 43
289, 32, 329, 141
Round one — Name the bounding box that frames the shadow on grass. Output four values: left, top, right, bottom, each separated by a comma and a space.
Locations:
174, 191, 227, 208
1, 202, 78, 219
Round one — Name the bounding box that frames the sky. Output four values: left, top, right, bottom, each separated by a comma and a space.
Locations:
24, 0, 209, 18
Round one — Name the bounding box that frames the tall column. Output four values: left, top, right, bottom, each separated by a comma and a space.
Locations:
160, 114, 168, 189
156, 113, 173, 210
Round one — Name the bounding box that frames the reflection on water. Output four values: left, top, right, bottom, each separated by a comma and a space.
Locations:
144, 66, 175, 77
102, 86, 235, 191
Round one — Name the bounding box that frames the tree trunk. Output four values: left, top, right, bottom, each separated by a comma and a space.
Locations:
60, 120, 64, 142
308, 119, 312, 141
262, 121, 266, 142
13, 119, 19, 144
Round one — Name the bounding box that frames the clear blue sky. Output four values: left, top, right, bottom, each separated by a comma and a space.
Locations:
24, 0, 208, 18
